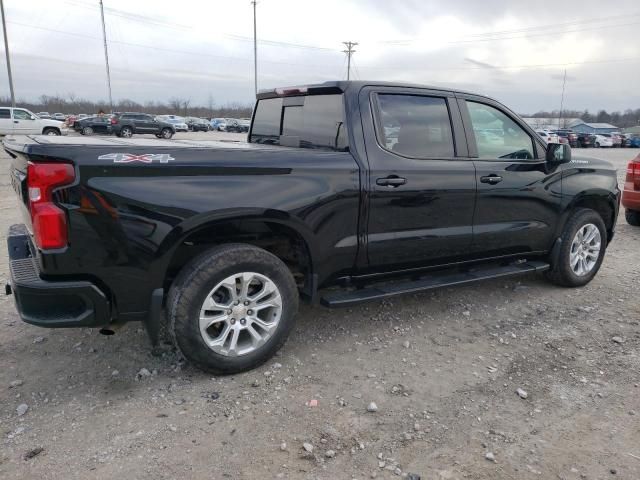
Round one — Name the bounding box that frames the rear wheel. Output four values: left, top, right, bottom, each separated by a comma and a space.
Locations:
626, 209, 640, 226
120, 126, 133, 138
168, 244, 298, 374
160, 128, 173, 139
595, 142, 600, 148
545, 208, 607, 287
82, 126, 93, 135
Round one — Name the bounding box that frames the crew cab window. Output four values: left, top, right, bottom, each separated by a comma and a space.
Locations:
375, 94, 454, 158
13, 109, 32, 120
466, 101, 534, 160
250, 94, 348, 151
0, 108, 10, 119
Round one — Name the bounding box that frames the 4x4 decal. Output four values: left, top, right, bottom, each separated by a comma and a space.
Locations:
98, 153, 175, 164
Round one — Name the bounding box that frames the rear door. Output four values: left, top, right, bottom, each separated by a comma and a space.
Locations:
360, 86, 477, 271
458, 96, 562, 257
0, 108, 13, 134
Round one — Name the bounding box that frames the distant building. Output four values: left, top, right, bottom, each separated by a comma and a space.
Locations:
569, 122, 619, 134
623, 126, 640, 135
522, 117, 581, 129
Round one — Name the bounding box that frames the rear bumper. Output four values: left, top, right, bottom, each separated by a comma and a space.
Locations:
6, 224, 110, 328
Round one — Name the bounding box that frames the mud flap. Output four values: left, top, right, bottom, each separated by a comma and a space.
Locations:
144, 288, 164, 346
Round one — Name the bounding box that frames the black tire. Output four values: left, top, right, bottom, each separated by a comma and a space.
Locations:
82, 126, 93, 135
545, 208, 607, 287
168, 244, 299, 374
595, 142, 600, 148
42, 127, 60, 136
120, 126, 133, 138
160, 128, 173, 139
626, 209, 640, 227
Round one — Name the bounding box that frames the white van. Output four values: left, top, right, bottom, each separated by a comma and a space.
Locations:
0, 107, 68, 136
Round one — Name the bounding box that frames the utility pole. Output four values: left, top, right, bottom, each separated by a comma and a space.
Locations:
342, 41, 358, 81
558, 69, 567, 129
252, 0, 257, 97
99, 0, 113, 112
0, 0, 15, 107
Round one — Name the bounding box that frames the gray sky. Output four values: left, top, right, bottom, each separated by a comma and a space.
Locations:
1, 0, 639, 113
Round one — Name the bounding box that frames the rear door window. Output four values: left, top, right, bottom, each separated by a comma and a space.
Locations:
0, 108, 10, 119
375, 94, 455, 158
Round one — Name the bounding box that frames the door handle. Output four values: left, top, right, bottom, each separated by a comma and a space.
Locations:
480, 175, 503, 184
376, 176, 407, 187
13, 120, 19, 123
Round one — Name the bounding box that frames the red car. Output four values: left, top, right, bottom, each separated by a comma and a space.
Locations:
623, 153, 640, 225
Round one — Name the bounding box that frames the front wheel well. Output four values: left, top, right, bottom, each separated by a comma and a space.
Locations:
566, 196, 616, 241
42, 126, 60, 134
164, 220, 313, 298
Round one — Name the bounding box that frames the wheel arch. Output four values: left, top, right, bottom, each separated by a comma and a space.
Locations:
41, 126, 60, 135
157, 212, 318, 302
559, 190, 618, 243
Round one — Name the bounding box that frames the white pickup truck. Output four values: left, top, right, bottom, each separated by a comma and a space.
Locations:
0, 107, 68, 136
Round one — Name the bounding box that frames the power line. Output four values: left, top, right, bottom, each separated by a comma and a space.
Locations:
252, 0, 257, 97
342, 41, 357, 81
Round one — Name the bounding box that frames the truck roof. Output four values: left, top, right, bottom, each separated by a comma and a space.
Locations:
256, 80, 495, 101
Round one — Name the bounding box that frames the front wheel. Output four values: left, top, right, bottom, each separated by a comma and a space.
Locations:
545, 208, 607, 287
160, 128, 173, 139
626, 209, 640, 226
42, 127, 60, 136
168, 244, 299, 374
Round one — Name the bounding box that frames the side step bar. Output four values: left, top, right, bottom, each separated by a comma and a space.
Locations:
320, 260, 549, 307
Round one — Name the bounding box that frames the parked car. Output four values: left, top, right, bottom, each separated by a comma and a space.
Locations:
593, 134, 613, 148
577, 133, 596, 148
74, 115, 113, 135
4, 80, 620, 374
624, 134, 640, 148
0, 107, 67, 135
110, 112, 175, 138
610, 133, 623, 148
622, 153, 640, 226
37, 112, 51, 119
158, 115, 188, 132
536, 130, 559, 143
554, 129, 578, 147
226, 118, 249, 133
78, 114, 89, 120
188, 118, 210, 132
209, 118, 227, 131
52, 113, 66, 122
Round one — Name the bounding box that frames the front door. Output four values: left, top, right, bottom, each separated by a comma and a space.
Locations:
361, 88, 477, 271
13, 109, 38, 134
459, 97, 562, 257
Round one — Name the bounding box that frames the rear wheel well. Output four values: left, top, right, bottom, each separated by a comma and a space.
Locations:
164, 220, 313, 297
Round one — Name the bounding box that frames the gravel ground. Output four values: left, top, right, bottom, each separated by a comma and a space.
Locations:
0, 135, 638, 480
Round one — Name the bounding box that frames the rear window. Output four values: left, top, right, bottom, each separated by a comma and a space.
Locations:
250, 94, 348, 151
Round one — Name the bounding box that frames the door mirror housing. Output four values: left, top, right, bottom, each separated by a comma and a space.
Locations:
546, 143, 571, 164
29, 115, 36, 120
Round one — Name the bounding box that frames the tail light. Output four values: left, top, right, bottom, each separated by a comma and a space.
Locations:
110, 117, 118, 125
627, 158, 640, 191
27, 162, 75, 250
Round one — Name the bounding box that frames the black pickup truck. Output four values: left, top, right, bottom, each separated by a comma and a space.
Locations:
5, 81, 620, 374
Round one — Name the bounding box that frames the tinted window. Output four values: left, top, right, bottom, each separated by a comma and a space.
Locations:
376, 94, 454, 158
13, 109, 32, 120
467, 101, 534, 160
0, 108, 10, 119
250, 94, 348, 150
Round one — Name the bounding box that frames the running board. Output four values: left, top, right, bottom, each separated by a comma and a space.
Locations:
320, 260, 549, 307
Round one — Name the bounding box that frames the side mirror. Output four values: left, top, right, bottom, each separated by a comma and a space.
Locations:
30, 115, 36, 120
546, 142, 571, 164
